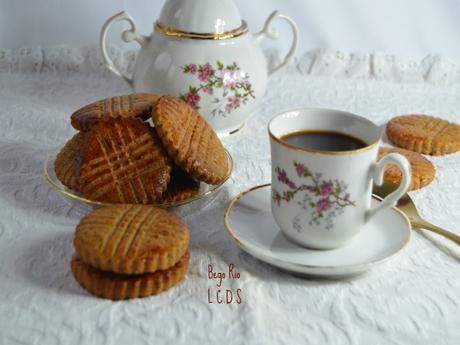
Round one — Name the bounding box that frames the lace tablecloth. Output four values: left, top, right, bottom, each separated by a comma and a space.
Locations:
1, 47, 460, 345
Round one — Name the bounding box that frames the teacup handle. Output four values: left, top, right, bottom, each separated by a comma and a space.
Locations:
100, 11, 149, 87
365, 153, 411, 222
254, 11, 299, 77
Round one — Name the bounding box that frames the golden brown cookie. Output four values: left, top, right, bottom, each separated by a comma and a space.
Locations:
378, 147, 436, 191
386, 115, 460, 155
160, 168, 200, 204
79, 118, 172, 204
152, 96, 229, 185
71, 251, 189, 300
54, 132, 85, 191
71, 93, 160, 131
74, 204, 190, 274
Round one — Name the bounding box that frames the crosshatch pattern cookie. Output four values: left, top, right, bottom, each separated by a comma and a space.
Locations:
71, 93, 160, 131
378, 147, 436, 191
386, 114, 460, 155
79, 118, 172, 204
153, 96, 229, 185
74, 205, 190, 274
160, 168, 200, 203
71, 252, 189, 300
55, 132, 85, 191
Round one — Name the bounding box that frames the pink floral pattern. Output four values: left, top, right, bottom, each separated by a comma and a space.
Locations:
273, 162, 356, 230
180, 61, 255, 117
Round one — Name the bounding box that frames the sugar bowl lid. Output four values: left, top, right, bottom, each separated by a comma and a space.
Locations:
155, 0, 248, 40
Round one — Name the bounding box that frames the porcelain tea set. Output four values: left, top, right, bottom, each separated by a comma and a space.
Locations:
225, 109, 412, 278
101, 0, 299, 136
99, 0, 413, 278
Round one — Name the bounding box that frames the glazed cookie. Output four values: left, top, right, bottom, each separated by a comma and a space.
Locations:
152, 96, 229, 185
378, 147, 436, 191
386, 114, 460, 155
79, 118, 172, 204
71, 93, 160, 131
71, 252, 189, 300
74, 205, 190, 274
54, 132, 85, 191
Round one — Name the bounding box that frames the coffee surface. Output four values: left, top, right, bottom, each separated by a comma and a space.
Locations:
281, 130, 367, 152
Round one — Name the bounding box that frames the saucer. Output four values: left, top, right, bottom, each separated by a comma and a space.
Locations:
224, 184, 411, 278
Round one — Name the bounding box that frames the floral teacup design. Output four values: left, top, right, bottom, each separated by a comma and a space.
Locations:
273, 162, 356, 231
269, 109, 411, 250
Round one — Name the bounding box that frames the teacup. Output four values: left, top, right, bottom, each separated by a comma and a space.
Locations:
268, 108, 411, 250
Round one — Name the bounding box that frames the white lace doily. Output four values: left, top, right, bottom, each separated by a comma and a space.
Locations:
0, 46, 460, 345
2, 45, 460, 85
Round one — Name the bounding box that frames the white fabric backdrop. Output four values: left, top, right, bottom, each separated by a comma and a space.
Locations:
1, 0, 460, 59
1, 46, 460, 345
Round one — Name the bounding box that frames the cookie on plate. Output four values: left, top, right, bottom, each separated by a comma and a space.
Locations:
160, 167, 200, 204
74, 204, 190, 274
55, 132, 85, 191
71, 93, 160, 131
79, 118, 172, 204
152, 96, 229, 185
378, 147, 436, 191
386, 114, 460, 155
71, 252, 189, 300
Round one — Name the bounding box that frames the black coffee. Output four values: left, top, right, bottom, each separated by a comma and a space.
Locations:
281, 130, 367, 152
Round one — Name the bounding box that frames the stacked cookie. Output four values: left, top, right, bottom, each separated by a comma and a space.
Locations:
378, 114, 460, 191
71, 205, 190, 300
55, 93, 229, 204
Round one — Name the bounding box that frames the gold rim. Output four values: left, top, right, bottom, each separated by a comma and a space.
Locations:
44, 148, 234, 208
155, 21, 249, 40
268, 108, 382, 156
224, 184, 411, 271
218, 122, 245, 139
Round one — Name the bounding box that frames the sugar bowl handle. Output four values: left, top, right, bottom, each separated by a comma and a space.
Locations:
255, 11, 299, 77
100, 11, 149, 87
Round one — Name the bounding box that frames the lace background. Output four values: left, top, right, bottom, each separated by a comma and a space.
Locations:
0, 46, 459, 345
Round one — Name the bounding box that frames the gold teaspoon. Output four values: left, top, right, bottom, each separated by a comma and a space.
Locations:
373, 181, 460, 245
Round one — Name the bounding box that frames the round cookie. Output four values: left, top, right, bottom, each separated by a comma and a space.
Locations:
160, 168, 200, 204
71, 93, 160, 131
386, 114, 460, 155
152, 96, 229, 185
74, 205, 190, 274
79, 118, 172, 204
71, 252, 189, 300
55, 132, 85, 191
378, 147, 436, 191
